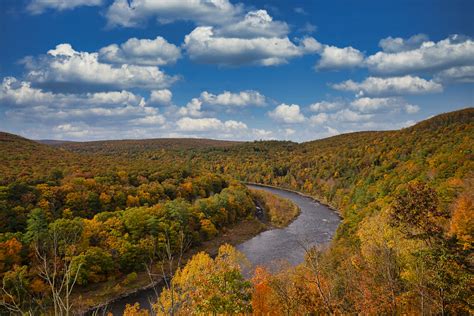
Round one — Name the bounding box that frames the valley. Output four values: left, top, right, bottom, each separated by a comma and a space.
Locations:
0, 108, 472, 314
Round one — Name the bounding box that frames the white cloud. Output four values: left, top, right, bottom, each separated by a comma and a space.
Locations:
300, 37, 323, 53
252, 128, 273, 139
176, 117, 247, 132
150, 89, 172, 105
23, 44, 177, 90
200, 90, 266, 107
1, 77, 144, 107
27, 0, 103, 14
325, 126, 340, 136
309, 101, 343, 112
331, 109, 373, 122
105, 0, 242, 28
366, 35, 474, 75
46, 121, 170, 140
316, 45, 364, 70
99, 36, 181, 66
285, 128, 295, 135
130, 114, 166, 125
358, 119, 417, 130
378, 34, 429, 53
404, 104, 420, 114
183, 26, 320, 66
309, 112, 329, 125
216, 10, 288, 39
178, 98, 203, 117
1, 77, 55, 105
434, 66, 474, 83
53, 123, 91, 138
332, 75, 442, 96
0, 77, 166, 127
350, 97, 419, 114
224, 120, 248, 129
268, 103, 305, 123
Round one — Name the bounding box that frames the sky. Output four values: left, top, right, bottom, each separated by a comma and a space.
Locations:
0, 0, 473, 142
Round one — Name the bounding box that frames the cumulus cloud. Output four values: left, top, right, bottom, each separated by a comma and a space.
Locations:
105, 0, 242, 28
183, 26, 321, 66
150, 89, 172, 105
434, 66, 474, 83
0, 77, 166, 127
350, 97, 419, 114
366, 35, 474, 75
129, 114, 166, 125
178, 98, 203, 117
53, 123, 91, 138
404, 104, 420, 114
99, 36, 181, 66
200, 90, 266, 107
45, 121, 169, 140
378, 34, 429, 53
1, 77, 273, 141
309, 112, 329, 125
216, 10, 289, 39
176, 117, 247, 132
22, 44, 178, 91
331, 109, 373, 122
332, 75, 443, 96
253, 128, 273, 139
27, 0, 103, 14
309, 101, 343, 112
268, 104, 305, 123
316, 45, 364, 70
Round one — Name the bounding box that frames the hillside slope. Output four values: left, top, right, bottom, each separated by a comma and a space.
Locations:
0, 132, 81, 184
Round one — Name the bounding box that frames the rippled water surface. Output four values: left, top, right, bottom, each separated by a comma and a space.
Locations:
238, 184, 340, 271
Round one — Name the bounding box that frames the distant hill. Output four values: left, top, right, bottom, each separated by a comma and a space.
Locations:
36, 139, 77, 145
1, 108, 472, 184
0, 132, 81, 184
53, 137, 243, 155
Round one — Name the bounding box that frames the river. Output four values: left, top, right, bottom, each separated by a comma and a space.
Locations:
103, 184, 341, 315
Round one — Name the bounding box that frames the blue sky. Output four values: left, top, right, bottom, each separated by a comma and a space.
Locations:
0, 0, 473, 141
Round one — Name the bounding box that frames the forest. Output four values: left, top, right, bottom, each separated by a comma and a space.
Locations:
0, 108, 473, 315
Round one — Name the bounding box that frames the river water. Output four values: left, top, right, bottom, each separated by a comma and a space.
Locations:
238, 184, 340, 271
103, 184, 340, 315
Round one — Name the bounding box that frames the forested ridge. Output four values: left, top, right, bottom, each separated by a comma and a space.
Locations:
0, 108, 473, 314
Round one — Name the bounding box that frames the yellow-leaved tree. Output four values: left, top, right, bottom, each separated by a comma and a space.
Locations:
154, 244, 252, 315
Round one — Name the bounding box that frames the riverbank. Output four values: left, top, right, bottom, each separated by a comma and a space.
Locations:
73, 218, 266, 314
244, 182, 342, 217
250, 188, 300, 227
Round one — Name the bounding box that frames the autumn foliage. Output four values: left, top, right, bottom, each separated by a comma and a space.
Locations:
0, 108, 473, 314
